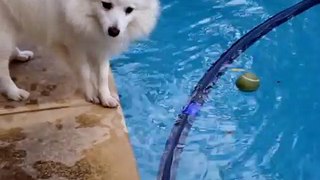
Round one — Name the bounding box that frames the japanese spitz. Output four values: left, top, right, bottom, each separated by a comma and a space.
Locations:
0, 0, 160, 107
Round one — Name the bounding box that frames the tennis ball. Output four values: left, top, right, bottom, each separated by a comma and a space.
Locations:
236, 72, 260, 92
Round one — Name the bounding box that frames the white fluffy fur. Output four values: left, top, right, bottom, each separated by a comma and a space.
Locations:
0, 0, 160, 107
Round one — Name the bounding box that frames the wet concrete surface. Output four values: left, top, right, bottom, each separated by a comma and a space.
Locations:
0, 46, 139, 180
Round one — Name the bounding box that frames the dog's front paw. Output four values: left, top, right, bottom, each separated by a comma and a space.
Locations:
14, 50, 34, 62
85, 93, 101, 105
6, 88, 30, 101
99, 93, 119, 108
85, 92, 118, 108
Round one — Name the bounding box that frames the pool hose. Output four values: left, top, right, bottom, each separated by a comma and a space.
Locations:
157, 0, 320, 179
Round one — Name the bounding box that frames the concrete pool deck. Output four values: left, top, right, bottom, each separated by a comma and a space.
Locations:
0, 47, 140, 180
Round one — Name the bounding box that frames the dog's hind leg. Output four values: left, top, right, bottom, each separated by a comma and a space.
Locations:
10, 47, 34, 62
0, 38, 30, 101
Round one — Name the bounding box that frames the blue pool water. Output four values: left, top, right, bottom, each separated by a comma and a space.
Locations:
112, 0, 320, 179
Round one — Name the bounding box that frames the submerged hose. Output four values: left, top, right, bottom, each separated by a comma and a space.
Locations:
157, 0, 320, 179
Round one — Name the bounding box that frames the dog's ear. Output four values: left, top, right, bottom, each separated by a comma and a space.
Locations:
127, 0, 160, 41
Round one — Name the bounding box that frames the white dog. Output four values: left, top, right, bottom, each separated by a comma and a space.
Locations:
0, 0, 160, 107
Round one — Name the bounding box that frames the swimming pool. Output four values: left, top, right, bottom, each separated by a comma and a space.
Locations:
112, 0, 320, 179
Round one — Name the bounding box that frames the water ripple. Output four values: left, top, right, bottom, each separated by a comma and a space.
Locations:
112, 0, 320, 179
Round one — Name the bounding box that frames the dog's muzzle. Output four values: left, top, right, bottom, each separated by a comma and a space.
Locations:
108, 27, 120, 37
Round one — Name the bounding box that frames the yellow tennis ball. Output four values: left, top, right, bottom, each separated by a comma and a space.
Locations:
236, 72, 260, 92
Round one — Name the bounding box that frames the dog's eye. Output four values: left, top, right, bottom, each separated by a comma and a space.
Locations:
125, 7, 134, 14
102, 2, 113, 10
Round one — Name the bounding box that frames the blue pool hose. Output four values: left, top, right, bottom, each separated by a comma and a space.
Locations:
157, 0, 320, 179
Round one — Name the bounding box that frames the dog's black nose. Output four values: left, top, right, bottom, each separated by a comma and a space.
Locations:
108, 27, 120, 37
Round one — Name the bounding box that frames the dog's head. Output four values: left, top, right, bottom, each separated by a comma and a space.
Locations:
96, 0, 160, 40
65, 0, 160, 41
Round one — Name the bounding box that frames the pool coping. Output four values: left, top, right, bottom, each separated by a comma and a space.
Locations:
0, 46, 140, 180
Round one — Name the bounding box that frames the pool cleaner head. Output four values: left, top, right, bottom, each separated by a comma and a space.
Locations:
236, 72, 260, 92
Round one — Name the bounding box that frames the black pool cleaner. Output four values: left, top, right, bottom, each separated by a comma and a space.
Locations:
157, 0, 320, 179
